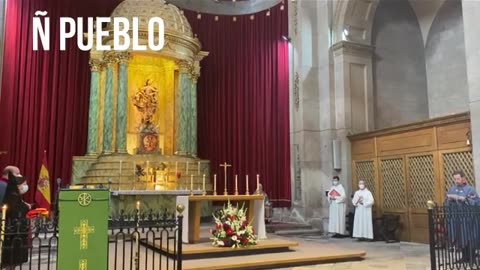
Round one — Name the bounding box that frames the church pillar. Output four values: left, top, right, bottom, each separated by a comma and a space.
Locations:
86, 59, 103, 155
102, 56, 116, 154
332, 41, 374, 133
462, 1, 480, 192
175, 61, 191, 155
189, 78, 198, 157
115, 52, 129, 154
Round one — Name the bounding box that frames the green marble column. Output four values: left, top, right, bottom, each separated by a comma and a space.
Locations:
86, 60, 102, 155
116, 53, 128, 153
175, 72, 190, 155
102, 60, 115, 153
189, 81, 198, 156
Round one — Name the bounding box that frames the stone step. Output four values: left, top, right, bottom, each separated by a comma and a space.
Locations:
266, 222, 313, 233
274, 228, 322, 236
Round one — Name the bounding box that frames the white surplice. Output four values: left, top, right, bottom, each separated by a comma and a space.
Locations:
352, 188, 374, 239
328, 184, 346, 235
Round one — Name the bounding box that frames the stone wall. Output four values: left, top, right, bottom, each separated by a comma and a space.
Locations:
425, 0, 469, 118
372, 0, 429, 129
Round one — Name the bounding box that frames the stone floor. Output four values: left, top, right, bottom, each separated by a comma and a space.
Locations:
277, 234, 430, 270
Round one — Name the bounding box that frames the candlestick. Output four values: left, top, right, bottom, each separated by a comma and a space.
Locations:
256, 174, 260, 194
1, 205, 6, 244
213, 174, 217, 196
198, 161, 201, 175
190, 175, 194, 195
136, 201, 140, 211
246, 175, 250, 195
202, 174, 206, 196
235, 175, 238, 195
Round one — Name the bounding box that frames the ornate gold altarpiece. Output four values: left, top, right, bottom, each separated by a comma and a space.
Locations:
71, 0, 210, 214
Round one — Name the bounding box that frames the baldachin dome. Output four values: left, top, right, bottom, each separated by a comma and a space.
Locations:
110, 0, 193, 38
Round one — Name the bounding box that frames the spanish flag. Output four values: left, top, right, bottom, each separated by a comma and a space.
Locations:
35, 151, 51, 210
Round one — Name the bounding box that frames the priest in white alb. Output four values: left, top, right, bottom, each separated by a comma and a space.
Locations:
352, 180, 374, 240
328, 176, 347, 237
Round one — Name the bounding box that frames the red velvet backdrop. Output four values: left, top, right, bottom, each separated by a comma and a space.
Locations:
186, 8, 291, 207
0, 0, 119, 203
0, 1, 291, 207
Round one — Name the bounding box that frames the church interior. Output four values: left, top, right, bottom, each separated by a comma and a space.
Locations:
0, 0, 479, 269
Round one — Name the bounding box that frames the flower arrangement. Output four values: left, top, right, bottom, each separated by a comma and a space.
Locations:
211, 201, 258, 248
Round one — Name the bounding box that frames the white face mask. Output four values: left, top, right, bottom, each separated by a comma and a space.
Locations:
19, 184, 29, 195
332, 180, 338, 186
358, 184, 365, 190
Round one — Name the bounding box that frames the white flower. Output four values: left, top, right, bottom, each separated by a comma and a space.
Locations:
218, 241, 225, 246
232, 235, 237, 241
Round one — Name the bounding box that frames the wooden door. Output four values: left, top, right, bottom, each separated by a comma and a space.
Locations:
379, 156, 409, 241
352, 159, 379, 217
438, 148, 475, 202
405, 152, 438, 243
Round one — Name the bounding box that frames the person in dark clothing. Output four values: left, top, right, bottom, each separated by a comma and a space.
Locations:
1, 172, 29, 268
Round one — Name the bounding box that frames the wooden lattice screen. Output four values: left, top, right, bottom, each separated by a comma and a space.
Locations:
442, 151, 475, 191
355, 161, 376, 198
408, 155, 435, 209
380, 158, 406, 209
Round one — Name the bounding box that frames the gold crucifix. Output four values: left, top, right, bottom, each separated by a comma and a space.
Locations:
219, 162, 232, 195
74, 220, 95, 250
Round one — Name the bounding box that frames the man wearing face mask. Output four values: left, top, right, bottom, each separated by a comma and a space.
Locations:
352, 180, 374, 240
328, 176, 347, 237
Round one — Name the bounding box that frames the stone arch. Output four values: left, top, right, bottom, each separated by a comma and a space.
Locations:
332, 0, 379, 46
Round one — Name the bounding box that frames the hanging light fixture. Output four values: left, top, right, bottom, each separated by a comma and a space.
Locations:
166, 0, 282, 15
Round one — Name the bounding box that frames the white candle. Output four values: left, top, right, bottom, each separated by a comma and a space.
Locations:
186, 162, 189, 173
235, 175, 238, 192
175, 161, 178, 173
246, 175, 249, 191
198, 161, 201, 175
257, 174, 260, 191
202, 174, 206, 191
214, 174, 217, 191
119, 160, 123, 176
136, 201, 140, 211
190, 175, 193, 191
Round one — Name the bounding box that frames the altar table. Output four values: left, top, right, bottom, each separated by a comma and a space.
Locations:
176, 195, 267, 244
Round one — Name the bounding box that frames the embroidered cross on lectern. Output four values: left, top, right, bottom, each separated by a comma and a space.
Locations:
74, 220, 95, 250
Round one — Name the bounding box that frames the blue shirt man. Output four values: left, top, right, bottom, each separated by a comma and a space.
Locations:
444, 170, 478, 262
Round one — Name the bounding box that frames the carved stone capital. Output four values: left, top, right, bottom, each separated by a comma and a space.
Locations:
176, 59, 192, 73
116, 51, 130, 64
104, 53, 119, 66
332, 41, 374, 57
89, 59, 105, 72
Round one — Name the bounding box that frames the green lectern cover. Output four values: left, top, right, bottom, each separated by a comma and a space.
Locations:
57, 189, 109, 270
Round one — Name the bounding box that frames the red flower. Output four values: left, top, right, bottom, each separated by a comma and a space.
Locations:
223, 223, 230, 230
242, 237, 249, 244
226, 228, 233, 235
242, 220, 248, 227
229, 215, 236, 221
216, 223, 222, 230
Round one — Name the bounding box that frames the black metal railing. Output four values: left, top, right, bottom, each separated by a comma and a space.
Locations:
428, 203, 480, 270
0, 209, 183, 270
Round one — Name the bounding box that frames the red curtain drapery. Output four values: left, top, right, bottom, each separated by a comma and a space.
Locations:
186, 8, 291, 207
0, 0, 119, 203
1, 1, 291, 207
